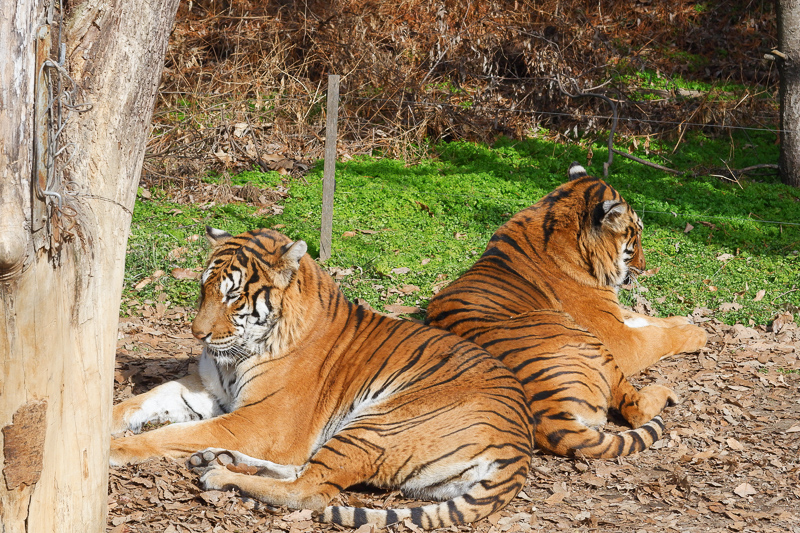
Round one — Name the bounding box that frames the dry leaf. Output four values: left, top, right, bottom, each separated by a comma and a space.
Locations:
734, 482, 757, 497
486, 512, 503, 525
545, 491, 567, 504
771, 311, 795, 333
233, 122, 248, 137
421, 258, 431, 266
213, 150, 234, 165
342, 231, 357, 238
398, 284, 420, 294
708, 502, 726, 513
403, 518, 424, 533
284, 509, 315, 522
726, 438, 744, 451
198, 491, 224, 504
171, 268, 199, 280
134, 278, 152, 291
717, 253, 734, 261
353, 524, 376, 533
684, 222, 694, 233
384, 304, 422, 315
391, 267, 411, 275
753, 289, 766, 302
785, 425, 800, 433
692, 448, 716, 461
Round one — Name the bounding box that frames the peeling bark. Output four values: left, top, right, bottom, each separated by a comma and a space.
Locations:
2, 401, 47, 490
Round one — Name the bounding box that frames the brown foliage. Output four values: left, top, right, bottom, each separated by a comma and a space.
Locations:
146, 0, 779, 178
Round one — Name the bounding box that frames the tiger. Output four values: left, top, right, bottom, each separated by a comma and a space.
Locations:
425, 162, 707, 458
110, 227, 533, 529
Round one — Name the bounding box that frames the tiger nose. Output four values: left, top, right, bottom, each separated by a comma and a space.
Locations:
191, 320, 210, 340
192, 323, 208, 340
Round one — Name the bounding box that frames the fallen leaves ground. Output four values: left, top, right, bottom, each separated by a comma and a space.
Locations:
109, 312, 800, 533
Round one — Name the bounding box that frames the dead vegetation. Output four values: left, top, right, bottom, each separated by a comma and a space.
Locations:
146, 0, 779, 183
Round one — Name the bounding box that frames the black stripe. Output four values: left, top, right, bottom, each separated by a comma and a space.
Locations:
353, 507, 368, 527
410, 506, 424, 527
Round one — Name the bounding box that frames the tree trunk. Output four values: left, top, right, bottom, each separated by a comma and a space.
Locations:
0, 0, 179, 531
777, 0, 800, 188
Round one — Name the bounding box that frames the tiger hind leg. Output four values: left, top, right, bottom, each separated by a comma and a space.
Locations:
193, 422, 528, 529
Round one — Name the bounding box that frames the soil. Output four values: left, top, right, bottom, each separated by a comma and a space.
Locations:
107, 310, 800, 533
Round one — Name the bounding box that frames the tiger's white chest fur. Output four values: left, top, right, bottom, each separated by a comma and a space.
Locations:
198, 349, 240, 411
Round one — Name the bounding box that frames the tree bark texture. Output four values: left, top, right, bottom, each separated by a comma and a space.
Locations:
778, 0, 800, 188
0, 0, 179, 531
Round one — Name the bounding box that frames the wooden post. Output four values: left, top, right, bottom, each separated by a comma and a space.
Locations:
319, 74, 340, 262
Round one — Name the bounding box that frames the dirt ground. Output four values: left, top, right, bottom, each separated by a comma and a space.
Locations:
108, 307, 800, 533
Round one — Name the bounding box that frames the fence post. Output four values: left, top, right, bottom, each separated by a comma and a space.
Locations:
319, 74, 340, 262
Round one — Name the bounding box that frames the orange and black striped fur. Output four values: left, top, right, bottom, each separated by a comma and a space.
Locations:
426, 163, 707, 458
110, 227, 533, 529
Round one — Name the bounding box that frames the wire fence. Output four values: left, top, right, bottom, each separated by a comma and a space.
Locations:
144, 81, 785, 185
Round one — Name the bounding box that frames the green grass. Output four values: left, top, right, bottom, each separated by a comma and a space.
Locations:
612, 66, 761, 101
125, 131, 800, 326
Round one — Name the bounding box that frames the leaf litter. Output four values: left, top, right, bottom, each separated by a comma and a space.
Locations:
109, 311, 800, 532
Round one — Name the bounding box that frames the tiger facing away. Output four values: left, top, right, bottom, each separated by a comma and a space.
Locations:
426, 163, 707, 458
110, 227, 533, 529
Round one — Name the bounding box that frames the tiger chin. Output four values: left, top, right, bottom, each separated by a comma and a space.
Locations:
110, 227, 533, 529
426, 162, 707, 458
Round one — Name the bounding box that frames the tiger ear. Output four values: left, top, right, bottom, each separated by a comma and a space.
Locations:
595, 200, 628, 231
568, 162, 588, 181
273, 240, 308, 289
205, 226, 233, 247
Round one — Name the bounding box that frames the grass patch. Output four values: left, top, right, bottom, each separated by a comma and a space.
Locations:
126, 131, 799, 326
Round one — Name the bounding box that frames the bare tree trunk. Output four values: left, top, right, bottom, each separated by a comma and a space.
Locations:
0, 0, 179, 531
777, 0, 800, 188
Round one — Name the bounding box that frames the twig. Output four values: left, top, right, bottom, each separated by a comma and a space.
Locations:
556, 75, 617, 177
719, 158, 743, 189
611, 149, 682, 175
737, 163, 779, 174
244, 111, 269, 172
771, 286, 798, 305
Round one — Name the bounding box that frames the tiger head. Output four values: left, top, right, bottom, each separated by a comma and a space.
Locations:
538, 163, 645, 288
191, 227, 310, 366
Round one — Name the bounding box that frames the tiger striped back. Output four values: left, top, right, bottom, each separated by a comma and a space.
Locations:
110, 227, 533, 529
426, 163, 706, 457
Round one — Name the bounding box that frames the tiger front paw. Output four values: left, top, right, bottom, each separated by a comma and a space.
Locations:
188, 448, 237, 473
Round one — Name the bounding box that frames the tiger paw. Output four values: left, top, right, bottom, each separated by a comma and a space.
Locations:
188, 448, 236, 473
678, 324, 708, 352
625, 384, 680, 428
198, 463, 242, 492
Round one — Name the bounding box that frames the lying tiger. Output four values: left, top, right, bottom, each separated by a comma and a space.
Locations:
426, 163, 707, 458
110, 227, 533, 529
